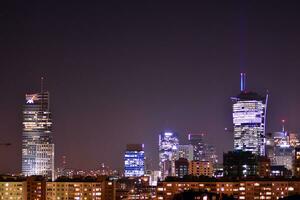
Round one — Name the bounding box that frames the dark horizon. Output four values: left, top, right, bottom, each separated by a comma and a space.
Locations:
1, 1, 300, 173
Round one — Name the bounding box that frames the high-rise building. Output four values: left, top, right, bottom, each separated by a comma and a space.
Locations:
232, 73, 268, 156
188, 133, 205, 161
22, 87, 54, 180
175, 158, 189, 178
294, 147, 300, 177
273, 146, 294, 171
266, 128, 294, 172
124, 144, 145, 177
188, 133, 218, 165
159, 132, 179, 179
223, 151, 258, 178
204, 144, 218, 165
175, 144, 194, 161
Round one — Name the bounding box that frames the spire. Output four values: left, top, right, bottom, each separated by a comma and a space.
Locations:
240, 73, 246, 92
41, 77, 44, 94
281, 119, 285, 132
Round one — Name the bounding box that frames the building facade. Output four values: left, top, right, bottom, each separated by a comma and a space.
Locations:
175, 158, 189, 178
188, 133, 218, 165
124, 144, 145, 177
0, 181, 27, 199
232, 73, 268, 156
157, 179, 300, 200
22, 92, 54, 180
266, 130, 295, 173
175, 144, 194, 161
189, 161, 214, 177
223, 151, 258, 178
159, 132, 179, 179
188, 133, 205, 161
294, 147, 300, 177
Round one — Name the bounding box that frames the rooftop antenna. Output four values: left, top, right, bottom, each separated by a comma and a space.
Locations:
41, 77, 44, 94
240, 73, 246, 92
40, 77, 45, 111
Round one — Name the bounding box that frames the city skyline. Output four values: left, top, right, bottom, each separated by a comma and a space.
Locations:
1, 1, 300, 173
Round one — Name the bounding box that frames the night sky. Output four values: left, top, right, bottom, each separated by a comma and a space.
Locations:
1, 1, 300, 173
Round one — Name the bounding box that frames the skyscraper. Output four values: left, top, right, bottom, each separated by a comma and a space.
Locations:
124, 144, 145, 177
266, 126, 294, 172
175, 144, 194, 161
159, 132, 179, 179
22, 83, 54, 180
188, 133, 205, 161
294, 147, 300, 177
188, 133, 218, 164
232, 73, 268, 156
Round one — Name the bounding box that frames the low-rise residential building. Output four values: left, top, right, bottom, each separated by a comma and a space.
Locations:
156, 178, 300, 200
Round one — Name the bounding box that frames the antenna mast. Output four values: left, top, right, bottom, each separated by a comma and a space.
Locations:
240, 73, 246, 92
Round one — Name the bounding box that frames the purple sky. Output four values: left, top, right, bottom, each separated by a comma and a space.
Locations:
1, 1, 300, 172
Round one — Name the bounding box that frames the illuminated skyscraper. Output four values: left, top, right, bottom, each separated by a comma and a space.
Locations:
232, 73, 268, 156
124, 144, 145, 177
188, 133, 205, 161
22, 84, 54, 180
159, 132, 179, 179
266, 125, 294, 172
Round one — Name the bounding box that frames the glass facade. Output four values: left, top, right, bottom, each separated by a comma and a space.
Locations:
159, 132, 179, 179
124, 144, 145, 177
266, 131, 294, 171
175, 144, 194, 161
22, 92, 54, 180
232, 92, 268, 156
188, 133, 218, 164
188, 133, 205, 161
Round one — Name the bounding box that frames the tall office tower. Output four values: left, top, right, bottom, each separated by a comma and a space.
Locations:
188, 133, 205, 161
232, 73, 268, 156
176, 144, 194, 161
266, 129, 294, 172
204, 144, 218, 165
124, 144, 145, 177
294, 147, 300, 177
159, 132, 179, 179
22, 87, 54, 180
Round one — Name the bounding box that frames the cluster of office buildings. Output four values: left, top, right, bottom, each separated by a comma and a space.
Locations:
122, 132, 218, 181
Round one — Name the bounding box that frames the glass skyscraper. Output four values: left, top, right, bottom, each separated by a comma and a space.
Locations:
22, 91, 54, 180
188, 133, 205, 161
188, 133, 218, 164
232, 73, 268, 156
159, 132, 179, 179
124, 144, 145, 177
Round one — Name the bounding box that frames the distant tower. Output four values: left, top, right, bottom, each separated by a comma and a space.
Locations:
124, 144, 145, 177
62, 156, 67, 170
232, 73, 268, 156
159, 132, 179, 179
188, 133, 205, 161
22, 78, 55, 180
